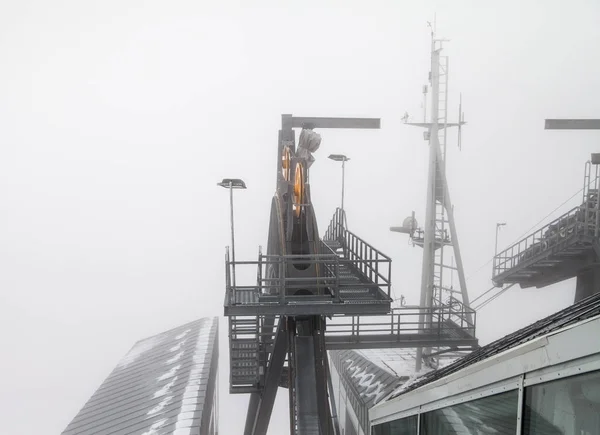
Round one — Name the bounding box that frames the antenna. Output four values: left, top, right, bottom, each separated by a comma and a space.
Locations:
458, 94, 465, 150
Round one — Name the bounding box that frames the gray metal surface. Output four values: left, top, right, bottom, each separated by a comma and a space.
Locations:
295, 336, 320, 434
544, 119, 600, 129
329, 349, 413, 435
244, 320, 287, 435
61, 317, 218, 435
289, 116, 381, 130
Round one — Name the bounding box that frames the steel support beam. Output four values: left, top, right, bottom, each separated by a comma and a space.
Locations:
434, 147, 473, 326
289, 116, 381, 130
545, 119, 600, 130
325, 356, 341, 435
245, 320, 288, 435
295, 335, 320, 434
313, 326, 334, 435
225, 300, 391, 316
324, 335, 478, 350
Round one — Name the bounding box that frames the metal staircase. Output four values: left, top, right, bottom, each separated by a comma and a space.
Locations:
226, 209, 478, 395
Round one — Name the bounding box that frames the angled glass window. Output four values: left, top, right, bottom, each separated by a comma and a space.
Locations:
421, 390, 518, 434
523, 369, 600, 435
372, 415, 417, 435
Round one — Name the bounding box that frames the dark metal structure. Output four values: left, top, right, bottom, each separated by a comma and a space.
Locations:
493, 118, 600, 301
222, 114, 478, 435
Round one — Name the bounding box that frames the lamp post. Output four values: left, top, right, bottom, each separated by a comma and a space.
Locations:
328, 154, 350, 217
495, 222, 506, 256
218, 178, 247, 288
494, 222, 507, 277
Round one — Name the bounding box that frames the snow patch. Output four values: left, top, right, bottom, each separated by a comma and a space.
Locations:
173, 317, 216, 430
170, 339, 187, 352
141, 418, 168, 435
175, 329, 191, 340
154, 376, 178, 399
147, 395, 173, 416
157, 365, 181, 381
167, 351, 184, 364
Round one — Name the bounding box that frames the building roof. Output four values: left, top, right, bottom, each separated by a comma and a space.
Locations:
388, 292, 600, 400
329, 349, 416, 435
62, 317, 218, 435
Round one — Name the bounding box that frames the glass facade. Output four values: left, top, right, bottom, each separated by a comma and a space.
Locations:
523, 370, 600, 435
372, 415, 417, 435
372, 370, 600, 435
420, 390, 518, 435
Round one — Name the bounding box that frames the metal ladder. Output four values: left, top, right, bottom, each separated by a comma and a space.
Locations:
430, 51, 453, 365
229, 316, 261, 393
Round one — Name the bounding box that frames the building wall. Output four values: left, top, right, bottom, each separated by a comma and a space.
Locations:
62, 317, 219, 435
371, 315, 600, 434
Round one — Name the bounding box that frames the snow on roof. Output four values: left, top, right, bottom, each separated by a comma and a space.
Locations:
356, 349, 417, 378
61, 317, 219, 435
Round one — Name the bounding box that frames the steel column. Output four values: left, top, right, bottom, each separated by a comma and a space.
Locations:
246, 320, 288, 435
416, 36, 440, 372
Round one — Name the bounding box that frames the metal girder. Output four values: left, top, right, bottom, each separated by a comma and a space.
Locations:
245, 320, 288, 435
313, 327, 334, 435
324, 334, 478, 350
405, 121, 463, 128
325, 356, 341, 435
286, 115, 381, 130
225, 300, 391, 316
545, 119, 600, 130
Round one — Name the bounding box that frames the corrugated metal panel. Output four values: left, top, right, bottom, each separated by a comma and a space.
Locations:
62, 317, 218, 435
390, 292, 600, 400
330, 349, 412, 434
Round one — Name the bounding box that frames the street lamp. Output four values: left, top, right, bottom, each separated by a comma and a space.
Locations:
495, 222, 506, 256
328, 154, 350, 217
218, 178, 247, 288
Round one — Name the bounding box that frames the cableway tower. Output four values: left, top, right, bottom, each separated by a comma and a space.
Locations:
390, 30, 474, 371
221, 113, 477, 434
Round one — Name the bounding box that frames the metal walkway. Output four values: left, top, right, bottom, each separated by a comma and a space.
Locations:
224, 209, 392, 317
227, 209, 477, 395
493, 162, 600, 290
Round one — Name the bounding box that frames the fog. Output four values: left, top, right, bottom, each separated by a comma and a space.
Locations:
1, 1, 599, 434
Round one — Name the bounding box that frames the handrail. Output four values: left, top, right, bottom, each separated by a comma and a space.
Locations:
323, 208, 393, 298
225, 252, 389, 302
326, 305, 476, 339
493, 202, 600, 277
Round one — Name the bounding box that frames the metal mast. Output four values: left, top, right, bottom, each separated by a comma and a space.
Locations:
394, 29, 471, 371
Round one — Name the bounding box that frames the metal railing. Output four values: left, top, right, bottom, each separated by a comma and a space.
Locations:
493, 203, 600, 277
224, 247, 391, 306
325, 302, 476, 341
323, 207, 392, 292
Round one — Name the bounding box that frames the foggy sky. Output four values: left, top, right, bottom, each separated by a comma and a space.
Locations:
1, 1, 600, 434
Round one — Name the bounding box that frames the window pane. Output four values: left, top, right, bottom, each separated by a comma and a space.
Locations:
523, 370, 600, 435
372, 415, 417, 435
421, 390, 518, 435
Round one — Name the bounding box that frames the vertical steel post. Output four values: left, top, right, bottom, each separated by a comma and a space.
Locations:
341, 159, 346, 216
416, 34, 439, 372
229, 181, 237, 289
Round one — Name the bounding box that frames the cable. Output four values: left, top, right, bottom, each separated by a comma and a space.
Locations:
465, 183, 589, 283
470, 285, 497, 304
474, 284, 516, 311
504, 189, 584, 248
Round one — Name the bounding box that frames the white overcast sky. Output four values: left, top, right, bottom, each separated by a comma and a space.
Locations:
1, 1, 599, 434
